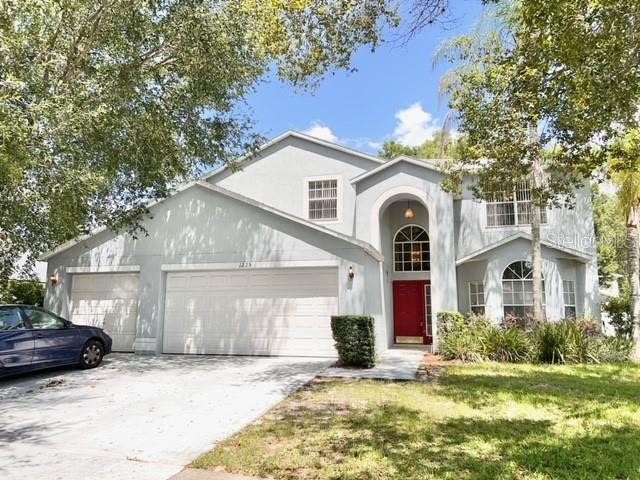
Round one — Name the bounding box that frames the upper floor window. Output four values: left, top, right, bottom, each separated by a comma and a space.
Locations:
486, 180, 547, 227
308, 178, 338, 220
394, 225, 430, 272
502, 260, 545, 318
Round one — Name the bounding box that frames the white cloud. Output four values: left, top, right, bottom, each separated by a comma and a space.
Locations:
392, 102, 440, 147
303, 122, 338, 143
367, 141, 383, 151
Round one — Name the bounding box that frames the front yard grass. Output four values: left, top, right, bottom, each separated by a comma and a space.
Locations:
193, 362, 640, 480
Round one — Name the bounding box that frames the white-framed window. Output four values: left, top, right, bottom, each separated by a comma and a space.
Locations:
563, 280, 576, 318
468, 282, 485, 315
502, 260, 545, 318
486, 180, 548, 227
394, 225, 430, 272
306, 177, 338, 221
425, 283, 432, 337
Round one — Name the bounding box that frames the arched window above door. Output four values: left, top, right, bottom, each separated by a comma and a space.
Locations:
394, 225, 430, 272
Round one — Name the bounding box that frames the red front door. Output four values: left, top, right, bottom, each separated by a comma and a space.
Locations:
393, 280, 430, 345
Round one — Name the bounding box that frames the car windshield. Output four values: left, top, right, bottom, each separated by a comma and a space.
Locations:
0, 307, 26, 330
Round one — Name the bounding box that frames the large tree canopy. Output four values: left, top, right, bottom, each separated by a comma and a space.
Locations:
0, 0, 404, 278
500, 0, 640, 174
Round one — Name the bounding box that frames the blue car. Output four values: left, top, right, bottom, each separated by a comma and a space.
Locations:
0, 305, 112, 378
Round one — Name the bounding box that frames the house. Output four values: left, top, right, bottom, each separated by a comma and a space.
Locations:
41, 131, 600, 356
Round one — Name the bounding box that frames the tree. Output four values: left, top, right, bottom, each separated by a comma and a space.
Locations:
439, 29, 585, 322
457, 0, 640, 356
0, 0, 407, 279
592, 186, 627, 286
609, 128, 640, 359
504, 0, 640, 177
0, 279, 45, 306
378, 131, 458, 160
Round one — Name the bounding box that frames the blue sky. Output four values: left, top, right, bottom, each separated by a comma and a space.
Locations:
247, 0, 484, 154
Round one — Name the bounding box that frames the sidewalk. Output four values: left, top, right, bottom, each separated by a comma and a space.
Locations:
321, 348, 425, 380
171, 468, 267, 480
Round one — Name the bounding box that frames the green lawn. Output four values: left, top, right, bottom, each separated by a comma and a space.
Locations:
193, 363, 640, 480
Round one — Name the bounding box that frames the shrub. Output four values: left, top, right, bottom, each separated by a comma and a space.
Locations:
438, 312, 623, 365
482, 327, 535, 363
533, 321, 573, 364
466, 313, 493, 331
439, 330, 483, 362
436, 311, 465, 336
439, 312, 493, 362
603, 294, 633, 337
330, 316, 375, 368
595, 336, 633, 363
532, 320, 602, 364
0, 279, 45, 306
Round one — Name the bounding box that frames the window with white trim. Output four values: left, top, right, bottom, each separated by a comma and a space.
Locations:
468, 282, 485, 315
563, 280, 576, 318
486, 180, 548, 227
394, 225, 430, 272
307, 179, 338, 220
502, 260, 545, 318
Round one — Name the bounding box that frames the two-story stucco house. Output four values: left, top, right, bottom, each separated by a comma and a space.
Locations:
41, 131, 600, 356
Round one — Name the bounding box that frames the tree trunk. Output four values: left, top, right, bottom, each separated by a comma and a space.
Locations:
529, 125, 545, 323
626, 209, 640, 361
531, 197, 545, 322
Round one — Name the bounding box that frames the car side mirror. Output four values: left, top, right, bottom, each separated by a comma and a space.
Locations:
65, 320, 74, 328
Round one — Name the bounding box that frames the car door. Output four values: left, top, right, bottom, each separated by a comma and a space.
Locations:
23, 308, 80, 366
0, 306, 34, 372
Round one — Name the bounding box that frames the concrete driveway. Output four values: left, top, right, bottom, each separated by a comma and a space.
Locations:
0, 353, 332, 480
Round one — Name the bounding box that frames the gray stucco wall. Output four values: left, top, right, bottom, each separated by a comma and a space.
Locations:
354, 162, 458, 349
210, 136, 380, 237
455, 178, 597, 260
45, 184, 384, 353
42, 135, 601, 356
456, 238, 600, 321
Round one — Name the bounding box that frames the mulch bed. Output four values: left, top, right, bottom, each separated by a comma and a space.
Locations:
415, 354, 462, 383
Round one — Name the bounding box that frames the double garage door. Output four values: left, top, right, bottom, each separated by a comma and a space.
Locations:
162, 267, 338, 356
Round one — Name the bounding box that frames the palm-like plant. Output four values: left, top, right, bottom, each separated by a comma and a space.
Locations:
610, 128, 640, 360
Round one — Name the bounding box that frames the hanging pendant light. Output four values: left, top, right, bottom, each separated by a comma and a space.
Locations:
404, 200, 414, 220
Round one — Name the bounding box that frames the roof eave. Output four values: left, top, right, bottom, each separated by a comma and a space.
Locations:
203, 130, 385, 182
40, 180, 384, 263
455, 232, 593, 266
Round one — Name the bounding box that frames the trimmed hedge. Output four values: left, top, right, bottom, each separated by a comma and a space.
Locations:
331, 315, 376, 368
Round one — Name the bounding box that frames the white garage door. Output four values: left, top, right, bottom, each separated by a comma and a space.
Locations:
69, 273, 139, 352
163, 267, 338, 356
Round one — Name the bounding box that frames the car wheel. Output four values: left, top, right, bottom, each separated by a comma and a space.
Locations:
79, 340, 104, 369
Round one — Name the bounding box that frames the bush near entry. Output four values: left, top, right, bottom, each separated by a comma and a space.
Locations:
331, 316, 376, 368
438, 312, 632, 364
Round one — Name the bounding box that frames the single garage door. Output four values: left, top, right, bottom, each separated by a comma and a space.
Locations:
163, 267, 338, 356
69, 273, 139, 352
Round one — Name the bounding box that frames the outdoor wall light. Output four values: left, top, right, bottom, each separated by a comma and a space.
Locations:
348, 265, 355, 280
49, 275, 58, 286
404, 200, 414, 220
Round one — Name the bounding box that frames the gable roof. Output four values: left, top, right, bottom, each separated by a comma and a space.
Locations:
39, 180, 383, 262
455, 232, 593, 266
202, 130, 385, 182
350, 155, 443, 184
